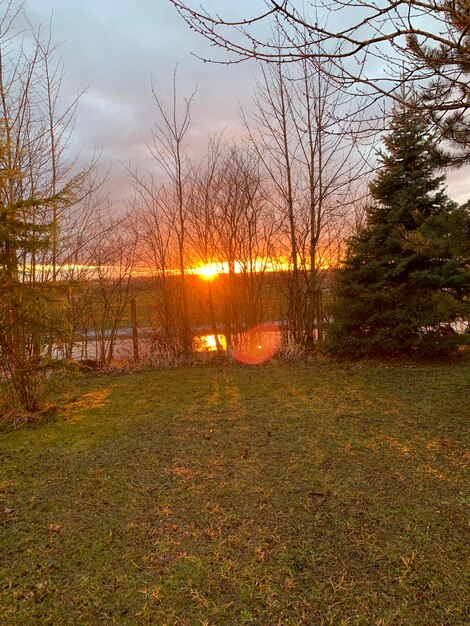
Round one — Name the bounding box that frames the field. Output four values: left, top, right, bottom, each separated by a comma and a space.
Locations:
1, 358, 469, 624
119, 272, 289, 330
95, 270, 334, 331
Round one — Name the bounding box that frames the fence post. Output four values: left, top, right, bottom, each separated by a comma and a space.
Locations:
131, 298, 139, 363
316, 290, 324, 344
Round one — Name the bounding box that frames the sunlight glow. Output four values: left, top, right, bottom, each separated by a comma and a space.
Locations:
195, 263, 223, 281
187, 257, 292, 279
194, 334, 227, 352
186, 255, 335, 279
232, 323, 281, 365
26, 254, 336, 281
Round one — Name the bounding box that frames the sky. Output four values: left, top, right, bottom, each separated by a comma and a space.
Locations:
15, 0, 470, 207
21, 0, 260, 208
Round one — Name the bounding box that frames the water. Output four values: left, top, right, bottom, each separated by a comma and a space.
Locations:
50, 324, 283, 364
49, 319, 469, 365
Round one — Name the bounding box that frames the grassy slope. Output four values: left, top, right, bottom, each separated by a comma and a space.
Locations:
1, 359, 469, 625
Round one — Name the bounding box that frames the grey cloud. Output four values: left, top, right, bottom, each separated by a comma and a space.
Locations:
19, 0, 470, 207
22, 0, 258, 207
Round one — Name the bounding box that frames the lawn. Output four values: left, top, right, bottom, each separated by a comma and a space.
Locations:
1, 358, 469, 625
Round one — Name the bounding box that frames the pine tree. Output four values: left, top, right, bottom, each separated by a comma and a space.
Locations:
0, 136, 54, 412
0, 132, 79, 412
408, 0, 470, 165
327, 105, 470, 357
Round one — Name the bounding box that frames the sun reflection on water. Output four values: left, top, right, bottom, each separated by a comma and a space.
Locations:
194, 334, 228, 352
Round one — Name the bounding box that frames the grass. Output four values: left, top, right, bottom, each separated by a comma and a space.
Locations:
1, 358, 469, 624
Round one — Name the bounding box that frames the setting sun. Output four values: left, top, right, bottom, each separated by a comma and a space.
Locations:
191, 262, 227, 280
198, 265, 219, 280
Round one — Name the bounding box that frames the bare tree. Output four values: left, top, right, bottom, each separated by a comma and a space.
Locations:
188, 134, 226, 350
212, 145, 276, 347
169, 0, 470, 163
0, 3, 98, 412
146, 70, 197, 354
243, 30, 371, 348
242, 59, 304, 342
129, 172, 186, 356
87, 214, 137, 366
294, 47, 371, 346
56, 185, 112, 360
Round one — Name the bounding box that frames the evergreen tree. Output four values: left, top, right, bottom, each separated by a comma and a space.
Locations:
0, 136, 55, 413
327, 105, 470, 357
408, 0, 470, 165
0, 131, 81, 413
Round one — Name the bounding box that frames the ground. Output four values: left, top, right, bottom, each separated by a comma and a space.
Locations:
1, 358, 469, 625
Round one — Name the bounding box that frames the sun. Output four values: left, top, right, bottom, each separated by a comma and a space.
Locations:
196, 263, 220, 281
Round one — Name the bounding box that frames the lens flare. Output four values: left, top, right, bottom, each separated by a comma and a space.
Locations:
232, 323, 281, 365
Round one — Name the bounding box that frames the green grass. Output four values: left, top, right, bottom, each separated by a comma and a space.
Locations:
1, 358, 469, 624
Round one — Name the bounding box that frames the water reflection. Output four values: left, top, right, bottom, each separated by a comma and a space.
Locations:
50, 324, 283, 364
193, 334, 227, 352
195, 323, 281, 364
232, 323, 281, 365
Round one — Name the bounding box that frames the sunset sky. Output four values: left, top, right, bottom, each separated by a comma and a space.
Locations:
23, 0, 469, 207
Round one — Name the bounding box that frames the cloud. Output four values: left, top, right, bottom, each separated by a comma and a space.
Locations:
21, 0, 258, 208
16, 0, 470, 209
